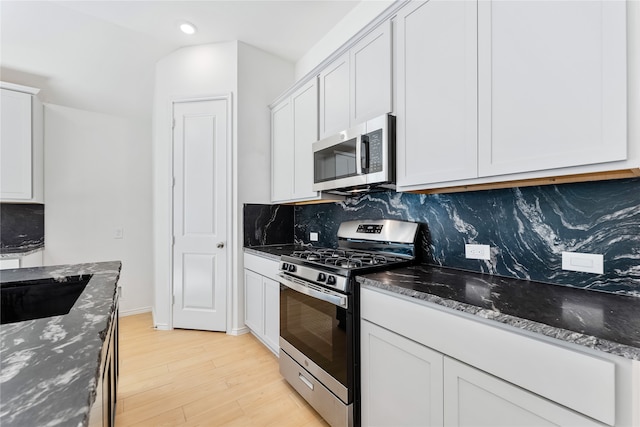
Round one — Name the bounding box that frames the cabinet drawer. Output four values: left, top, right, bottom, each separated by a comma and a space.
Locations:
361, 287, 616, 425
243, 252, 280, 281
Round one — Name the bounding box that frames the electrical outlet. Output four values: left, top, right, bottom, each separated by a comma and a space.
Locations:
310, 232, 319, 242
465, 244, 490, 260
113, 227, 124, 239
562, 251, 603, 274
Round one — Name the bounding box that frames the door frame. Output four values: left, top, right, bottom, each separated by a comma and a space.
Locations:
169, 94, 234, 332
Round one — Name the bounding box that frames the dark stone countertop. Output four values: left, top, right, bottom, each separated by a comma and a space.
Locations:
244, 244, 310, 261
357, 264, 640, 361
0, 261, 122, 426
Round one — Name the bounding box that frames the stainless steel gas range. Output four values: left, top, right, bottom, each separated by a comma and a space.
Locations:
278, 219, 420, 427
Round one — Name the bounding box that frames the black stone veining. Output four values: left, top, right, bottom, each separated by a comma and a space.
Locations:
295, 178, 640, 296
357, 265, 640, 361
243, 203, 294, 247
0, 203, 45, 255
0, 261, 121, 427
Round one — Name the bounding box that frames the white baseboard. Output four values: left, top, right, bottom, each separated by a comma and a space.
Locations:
119, 306, 152, 317
150, 308, 171, 330
228, 326, 250, 336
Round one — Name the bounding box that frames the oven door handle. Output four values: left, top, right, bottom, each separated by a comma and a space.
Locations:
277, 274, 348, 309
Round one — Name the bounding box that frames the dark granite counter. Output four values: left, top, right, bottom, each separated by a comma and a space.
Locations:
0, 261, 121, 426
357, 265, 640, 361
244, 244, 309, 261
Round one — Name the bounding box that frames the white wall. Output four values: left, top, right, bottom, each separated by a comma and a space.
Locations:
44, 104, 153, 315
237, 42, 294, 206
295, 0, 395, 79
235, 41, 294, 332
152, 41, 293, 333
152, 42, 238, 330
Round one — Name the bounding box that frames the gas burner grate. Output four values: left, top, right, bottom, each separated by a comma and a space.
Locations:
289, 248, 403, 268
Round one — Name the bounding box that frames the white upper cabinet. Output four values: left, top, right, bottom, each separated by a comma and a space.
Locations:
1, 85, 43, 202
478, 0, 627, 177
271, 78, 325, 203
319, 21, 392, 138
271, 98, 294, 202
395, 0, 630, 192
350, 20, 393, 126
292, 79, 320, 200
319, 53, 350, 138
395, 0, 478, 188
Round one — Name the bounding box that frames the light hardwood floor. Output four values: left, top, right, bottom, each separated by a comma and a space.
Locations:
115, 313, 329, 427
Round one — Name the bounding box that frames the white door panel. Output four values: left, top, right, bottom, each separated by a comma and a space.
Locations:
173, 98, 228, 331
181, 253, 216, 309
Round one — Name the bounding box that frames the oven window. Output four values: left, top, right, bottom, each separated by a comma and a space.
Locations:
314, 138, 358, 183
280, 286, 350, 388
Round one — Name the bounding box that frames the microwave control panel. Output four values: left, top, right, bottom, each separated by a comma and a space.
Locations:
365, 129, 383, 173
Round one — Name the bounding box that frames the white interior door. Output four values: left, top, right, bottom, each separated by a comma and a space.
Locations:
172, 98, 228, 331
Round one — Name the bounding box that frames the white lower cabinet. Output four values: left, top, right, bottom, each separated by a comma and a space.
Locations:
0, 251, 43, 270
243, 252, 280, 355
443, 357, 602, 427
361, 286, 639, 427
361, 319, 443, 427
244, 269, 265, 336
262, 275, 280, 352
362, 321, 602, 427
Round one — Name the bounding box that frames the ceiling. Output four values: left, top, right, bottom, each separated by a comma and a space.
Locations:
0, 0, 361, 119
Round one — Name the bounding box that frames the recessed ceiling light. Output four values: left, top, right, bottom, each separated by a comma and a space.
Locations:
179, 22, 197, 35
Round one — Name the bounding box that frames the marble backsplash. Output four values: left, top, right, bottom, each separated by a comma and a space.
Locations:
294, 178, 640, 296
0, 203, 45, 254
243, 203, 294, 247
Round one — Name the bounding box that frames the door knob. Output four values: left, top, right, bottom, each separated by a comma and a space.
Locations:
217, 242, 225, 249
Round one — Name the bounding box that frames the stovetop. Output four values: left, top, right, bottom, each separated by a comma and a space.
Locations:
280, 248, 415, 294
289, 248, 408, 269
278, 219, 420, 294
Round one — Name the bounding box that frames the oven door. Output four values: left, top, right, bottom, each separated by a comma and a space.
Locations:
278, 273, 353, 404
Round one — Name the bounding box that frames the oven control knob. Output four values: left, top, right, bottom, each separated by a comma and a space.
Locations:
317, 273, 327, 282
327, 275, 336, 285
281, 263, 288, 271
287, 264, 296, 273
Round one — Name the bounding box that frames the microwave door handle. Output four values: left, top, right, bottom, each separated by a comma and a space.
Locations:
355, 134, 363, 175
361, 135, 370, 173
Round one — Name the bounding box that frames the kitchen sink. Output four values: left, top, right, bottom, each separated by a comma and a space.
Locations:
0, 275, 91, 324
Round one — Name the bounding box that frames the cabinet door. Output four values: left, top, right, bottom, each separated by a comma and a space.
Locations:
263, 277, 280, 353
351, 20, 392, 125
478, 0, 627, 177
319, 53, 350, 138
396, 0, 478, 188
244, 269, 264, 334
361, 320, 444, 427
271, 99, 294, 202
443, 357, 603, 427
292, 78, 319, 200
0, 89, 32, 200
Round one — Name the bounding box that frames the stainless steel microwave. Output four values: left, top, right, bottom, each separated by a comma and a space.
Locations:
312, 114, 395, 195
